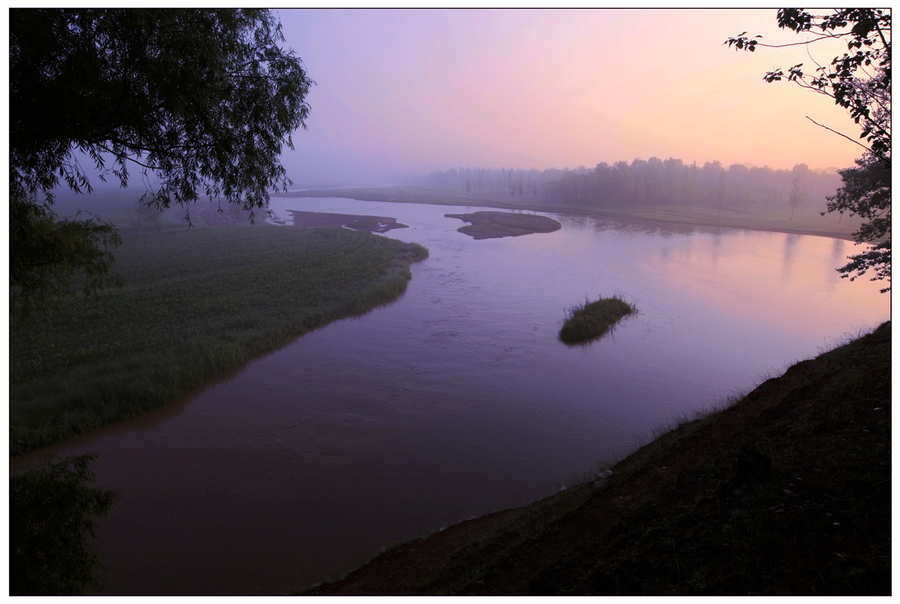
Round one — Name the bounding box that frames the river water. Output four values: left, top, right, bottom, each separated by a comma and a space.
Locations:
15, 197, 889, 595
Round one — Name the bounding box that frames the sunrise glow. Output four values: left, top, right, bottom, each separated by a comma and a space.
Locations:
276, 8, 865, 184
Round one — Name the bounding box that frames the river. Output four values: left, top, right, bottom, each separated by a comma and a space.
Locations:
15, 197, 890, 595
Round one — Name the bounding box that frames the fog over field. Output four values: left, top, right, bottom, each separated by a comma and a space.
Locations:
271, 8, 862, 186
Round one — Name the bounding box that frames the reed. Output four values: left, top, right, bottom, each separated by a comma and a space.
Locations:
10, 225, 428, 456
558, 295, 637, 344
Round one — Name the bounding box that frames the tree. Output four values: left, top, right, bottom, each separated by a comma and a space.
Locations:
787, 163, 811, 221
10, 9, 314, 312
10, 197, 124, 313
826, 153, 891, 291
726, 9, 890, 291
10, 455, 120, 595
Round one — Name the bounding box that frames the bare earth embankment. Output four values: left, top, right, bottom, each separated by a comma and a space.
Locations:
303, 321, 890, 595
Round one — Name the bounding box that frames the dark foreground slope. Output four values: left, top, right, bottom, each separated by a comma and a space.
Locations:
305, 321, 891, 596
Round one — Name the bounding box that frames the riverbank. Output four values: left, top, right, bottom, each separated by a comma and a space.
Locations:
279, 186, 864, 241
304, 321, 891, 595
10, 225, 428, 456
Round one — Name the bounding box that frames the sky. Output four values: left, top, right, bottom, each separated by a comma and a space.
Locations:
272, 8, 866, 186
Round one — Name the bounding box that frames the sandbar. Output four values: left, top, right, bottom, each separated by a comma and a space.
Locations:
287, 210, 408, 233
445, 211, 562, 239
279, 187, 862, 241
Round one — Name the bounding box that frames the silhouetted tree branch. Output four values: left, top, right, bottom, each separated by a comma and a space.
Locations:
727, 8, 891, 291
10, 8, 314, 313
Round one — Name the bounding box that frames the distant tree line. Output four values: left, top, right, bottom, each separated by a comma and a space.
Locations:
423, 158, 842, 219
424, 166, 555, 202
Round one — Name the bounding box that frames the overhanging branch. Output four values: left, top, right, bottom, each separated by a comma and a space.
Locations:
805, 116, 872, 153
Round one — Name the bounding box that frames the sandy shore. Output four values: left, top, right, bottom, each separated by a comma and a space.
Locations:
278, 186, 863, 242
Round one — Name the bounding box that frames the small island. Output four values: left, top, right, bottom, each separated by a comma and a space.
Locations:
444, 211, 561, 239
287, 210, 408, 233
559, 296, 637, 344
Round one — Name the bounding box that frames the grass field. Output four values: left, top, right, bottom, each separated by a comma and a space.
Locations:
10, 224, 427, 456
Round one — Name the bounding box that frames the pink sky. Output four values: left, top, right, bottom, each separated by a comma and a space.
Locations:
275, 8, 865, 184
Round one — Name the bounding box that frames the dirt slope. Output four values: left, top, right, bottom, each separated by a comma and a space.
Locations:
304, 321, 891, 596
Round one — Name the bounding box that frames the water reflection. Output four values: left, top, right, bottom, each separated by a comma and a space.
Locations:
831, 237, 846, 263
709, 232, 722, 270
780, 233, 801, 282
588, 216, 699, 238
11, 359, 262, 473
17, 197, 889, 595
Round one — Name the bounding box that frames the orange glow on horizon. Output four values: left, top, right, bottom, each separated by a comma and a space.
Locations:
277, 8, 869, 182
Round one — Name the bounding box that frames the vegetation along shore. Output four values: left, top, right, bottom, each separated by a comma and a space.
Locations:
10, 7, 889, 597
304, 321, 891, 595
279, 185, 865, 242
10, 223, 428, 457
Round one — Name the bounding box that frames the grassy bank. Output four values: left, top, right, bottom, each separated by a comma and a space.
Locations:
305, 321, 890, 595
10, 225, 427, 456
559, 296, 636, 344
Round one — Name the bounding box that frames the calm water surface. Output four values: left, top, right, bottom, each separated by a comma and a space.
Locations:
16, 197, 889, 595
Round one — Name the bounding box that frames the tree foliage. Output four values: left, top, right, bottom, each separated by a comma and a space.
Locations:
10, 9, 313, 311
10, 454, 120, 595
10, 197, 123, 316
427, 159, 841, 216
826, 154, 891, 291
727, 9, 890, 290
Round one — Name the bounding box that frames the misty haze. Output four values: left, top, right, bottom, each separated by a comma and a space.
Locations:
10, 8, 890, 597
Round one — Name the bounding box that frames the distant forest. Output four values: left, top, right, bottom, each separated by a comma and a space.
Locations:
423, 158, 843, 219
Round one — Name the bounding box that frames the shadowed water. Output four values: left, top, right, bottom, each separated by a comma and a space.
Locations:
14, 197, 889, 595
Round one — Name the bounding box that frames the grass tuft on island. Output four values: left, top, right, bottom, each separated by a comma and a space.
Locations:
559, 296, 637, 344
